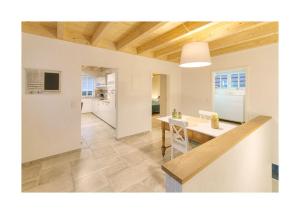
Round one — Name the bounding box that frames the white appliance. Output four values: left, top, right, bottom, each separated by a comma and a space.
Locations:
213, 90, 245, 123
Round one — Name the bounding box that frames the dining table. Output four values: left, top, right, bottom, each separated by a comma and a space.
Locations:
157, 115, 238, 156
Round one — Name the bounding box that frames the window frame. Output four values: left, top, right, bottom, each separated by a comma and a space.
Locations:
81, 75, 95, 97
214, 70, 246, 90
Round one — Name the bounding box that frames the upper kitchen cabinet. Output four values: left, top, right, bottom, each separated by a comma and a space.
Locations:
95, 76, 106, 88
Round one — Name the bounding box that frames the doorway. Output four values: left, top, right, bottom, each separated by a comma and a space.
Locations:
151, 73, 167, 128
80, 65, 117, 146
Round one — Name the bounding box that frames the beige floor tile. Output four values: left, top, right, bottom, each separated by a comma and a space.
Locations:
121, 150, 147, 166
123, 182, 152, 192
138, 143, 161, 154
108, 161, 153, 192
74, 171, 109, 192
39, 163, 72, 185
22, 179, 39, 192
142, 177, 165, 192
23, 113, 168, 192
25, 175, 74, 192
22, 165, 41, 183
111, 142, 139, 155
71, 156, 120, 179
97, 185, 114, 192
102, 160, 128, 177
41, 149, 91, 170
92, 146, 118, 159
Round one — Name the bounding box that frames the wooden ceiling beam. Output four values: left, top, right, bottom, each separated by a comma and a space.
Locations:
91, 22, 111, 45
57, 22, 65, 39
167, 51, 181, 60
22, 22, 57, 38
115, 22, 163, 50
154, 22, 261, 57
210, 33, 278, 56
209, 22, 278, 50
137, 22, 210, 54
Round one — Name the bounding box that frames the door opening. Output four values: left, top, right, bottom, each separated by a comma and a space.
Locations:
151, 73, 167, 128
80, 65, 117, 146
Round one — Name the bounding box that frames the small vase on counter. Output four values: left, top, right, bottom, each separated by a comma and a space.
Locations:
172, 109, 182, 119
178, 112, 182, 119
211, 113, 219, 129
172, 109, 177, 119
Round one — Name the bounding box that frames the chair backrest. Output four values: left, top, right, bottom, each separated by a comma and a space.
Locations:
168, 118, 189, 146
198, 110, 217, 120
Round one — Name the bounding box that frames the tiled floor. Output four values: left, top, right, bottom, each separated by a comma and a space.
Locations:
22, 113, 181, 192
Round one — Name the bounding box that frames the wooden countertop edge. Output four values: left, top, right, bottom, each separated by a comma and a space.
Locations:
161, 115, 272, 184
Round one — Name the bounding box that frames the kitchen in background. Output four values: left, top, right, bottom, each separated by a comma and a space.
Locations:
81, 65, 116, 128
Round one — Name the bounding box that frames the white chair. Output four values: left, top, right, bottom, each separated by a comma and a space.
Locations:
198, 110, 217, 120
168, 118, 189, 159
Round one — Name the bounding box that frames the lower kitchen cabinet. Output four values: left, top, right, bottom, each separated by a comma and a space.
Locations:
91, 99, 116, 128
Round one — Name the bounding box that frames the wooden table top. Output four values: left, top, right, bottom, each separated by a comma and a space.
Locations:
157, 115, 238, 137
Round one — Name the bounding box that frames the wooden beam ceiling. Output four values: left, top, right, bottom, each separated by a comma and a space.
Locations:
91, 22, 110, 45
167, 33, 279, 62
210, 33, 278, 56
154, 22, 261, 57
136, 22, 210, 54
22, 21, 278, 64
209, 22, 278, 50
57, 22, 65, 39
22, 22, 57, 38
115, 22, 162, 50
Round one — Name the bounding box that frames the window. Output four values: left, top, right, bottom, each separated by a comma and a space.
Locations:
81, 75, 94, 97
215, 75, 221, 88
220, 74, 228, 88
214, 70, 246, 89
239, 72, 246, 88
231, 73, 239, 88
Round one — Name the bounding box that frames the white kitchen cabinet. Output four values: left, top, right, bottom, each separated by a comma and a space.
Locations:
95, 76, 106, 88
91, 99, 116, 128
91, 72, 116, 128
81, 98, 92, 113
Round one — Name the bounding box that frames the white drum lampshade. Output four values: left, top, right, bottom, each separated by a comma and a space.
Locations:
179, 42, 211, 68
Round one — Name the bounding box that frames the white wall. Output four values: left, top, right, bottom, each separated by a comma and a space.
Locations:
181, 44, 278, 164
22, 33, 182, 162
166, 120, 273, 192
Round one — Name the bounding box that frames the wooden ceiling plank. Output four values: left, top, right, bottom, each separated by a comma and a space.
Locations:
137, 22, 210, 54
211, 33, 278, 56
22, 22, 57, 38
154, 22, 261, 57
57, 22, 65, 39
167, 32, 278, 61
209, 22, 278, 50
115, 22, 163, 50
91, 22, 111, 45
167, 51, 181, 60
